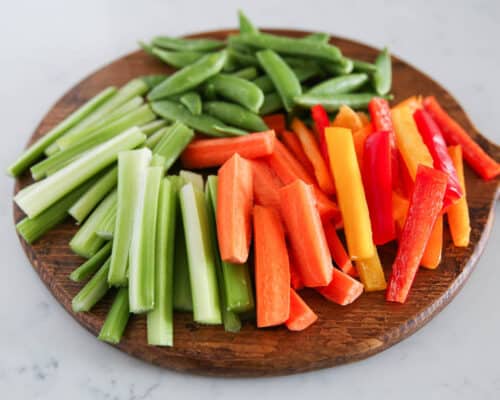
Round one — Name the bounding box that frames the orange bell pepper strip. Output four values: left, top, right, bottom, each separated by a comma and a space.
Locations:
323, 219, 357, 277
354, 249, 387, 292
249, 159, 282, 209
352, 122, 373, 171
447, 145, 471, 247
386, 165, 448, 303
286, 288, 318, 331
317, 268, 364, 305
263, 113, 286, 136
357, 111, 370, 127
424, 96, 500, 180
420, 215, 443, 270
392, 191, 409, 236
280, 130, 315, 177
393, 95, 422, 113
291, 118, 336, 195
332, 105, 364, 132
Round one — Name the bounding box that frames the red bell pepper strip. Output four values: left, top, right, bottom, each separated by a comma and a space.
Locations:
311, 104, 331, 164
317, 268, 364, 306
263, 113, 286, 136
363, 131, 396, 245
413, 108, 463, 208
423, 96, 500, 180
398, 151, 414, 199
386, 165, 448, 303
322, 219, 357, 277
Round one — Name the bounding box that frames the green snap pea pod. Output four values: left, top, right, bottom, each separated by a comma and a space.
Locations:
259, 92, 284, 115
98, 287, 130, 344
322, 58, 354, 75
230, 66, 258, 80
152, 36, 225, 52
307, 73, 369, 96
238, 10, 259, 34
151, 47, 205, 68
148, 51, 227, 100
209, 74, 264, 113
294, 92, 393, 112
222, 51, 239, 72
141, 74, 168, 90
138, 41, 154, 55
214, 125, 248, 136
226, 48, 260, 67
180, 92, 202, 115
202, 82, 217, 100
204, 101, 267, 132
352, 59, 377, 73
373, 47, 392, 95
256, 49, 301, 112
302, 32, 330, 44
151, 100, 245, 137
253, 64, 322, 94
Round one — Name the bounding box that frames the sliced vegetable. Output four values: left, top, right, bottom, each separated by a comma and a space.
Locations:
70, 243, 112, 282
332, 105, 363, 132
203, 101, 268, 132
262, 113, 286, 135
354, 250, 387, 292
250, 159, 283, 209
153, 121, 195, 170
281, 130, 315, 177
352, 122, 373, 170
420, 215, 443, 270
295, 92, 391, 111
323, 219, 357, 277
317, 268, 364, 305
310, 104, 331, 164
286, 289, 318, 331
373, 47, 392, 95
98, 287, 130, 344
140, 120, 168, 135
152, 36, 225, 52
172, 203, 193, 312
72, 260, 110, 312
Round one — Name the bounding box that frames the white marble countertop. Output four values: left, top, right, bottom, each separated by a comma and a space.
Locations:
1, 0, 499, 398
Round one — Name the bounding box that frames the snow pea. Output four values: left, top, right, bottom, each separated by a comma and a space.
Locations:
210, 73, 264, 113
307, 73, 369, 96
152, 36, 225, 52
180, 92, 202, 115
322, 58, 354, 75
204, 101, 268, 132
373, 47, 392, 95
141, 74, 168, 90
294, 92, 393, 112
227, 48, 260, 67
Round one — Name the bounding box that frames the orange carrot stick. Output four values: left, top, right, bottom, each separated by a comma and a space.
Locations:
323, 219, 357, 277
420, 215, 443, 269
286, 288, 318, 331
332, 105, 364, 132
249, 159, 282, 209
279, 180, 333, 287
289, 253, 305, 290
253, 205, 291, 327
281, 130, 315, 177
181, 130, 275, 169
317, 268, 364, 305
263, 113, 286, 136
217, 154, 253, 263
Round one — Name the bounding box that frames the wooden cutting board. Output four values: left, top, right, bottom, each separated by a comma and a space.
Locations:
13, 29, 500, 377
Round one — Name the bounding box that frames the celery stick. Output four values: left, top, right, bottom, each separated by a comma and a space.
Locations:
7, 87, 116, 176
15, 128, 146, 218
70, 243, 112, 282
179, 170, 204, 191
140, 119, 168, 135
206, 176, 255, 313
16, 177, 97, 244
205, 176, 242, 332
179, 183, 222, 324
72, 260, 110, 312
145, 126, 169, 149
108, 148, 152, 286
68, 166, 118, 223
173, 212, 193, 311
153, 121, 194, 170
31, 105, 155, 180
129, 162, 164, 313
70, 190, 117, 258
147, 177, 178, 345
95, 197, 117, 240
98, 287, 130, 344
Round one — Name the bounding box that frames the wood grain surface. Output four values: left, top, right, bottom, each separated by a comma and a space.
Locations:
12, 29, 500, 377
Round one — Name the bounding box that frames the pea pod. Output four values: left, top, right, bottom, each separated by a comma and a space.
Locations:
141, 74, 168, 90
302, 32, 330, 44
148, 51, 227, 100
222, 52, 239, 72
230, 66, 258, 80
256, 49, 301, 112
214, 125, 248, 136
259, 92, 283, 115
238, 10, 259, 34
151, 47, 205, 68
138, 41, 154, 55
180, 92, 202, 115
322, 58, 354, 75
307, 73, 369, 96
352, 59, 377, 73
204, 101, 268, 132
253, 65, 322, 94
152, 36, 225, 52
227, 48, 259, 67
151, 100, 245, 137
210, 74, 264, 113
373, 47, 392, 95
294, 92, 393, 112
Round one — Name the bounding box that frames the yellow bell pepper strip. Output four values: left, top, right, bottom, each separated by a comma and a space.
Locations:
386, 165, 448, 303
420, 216, 443, 270
391, 105, 434, 180
354, 249, 387, 292
447, 145, 471, 247
325, 127, 375, 261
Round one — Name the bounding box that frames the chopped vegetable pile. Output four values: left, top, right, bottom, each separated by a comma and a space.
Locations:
9, 11, 500, 346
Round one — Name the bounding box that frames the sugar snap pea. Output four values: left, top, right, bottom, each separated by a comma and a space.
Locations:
294, 92, 393, 111
180, 92, 202, 115
210, 74, 264, 113
152, 36, 225, 52
238, 10, 259, 34
256, 49, 301, 112
214, 125, 248, 136
227, 48, 260, 67
138, 41, 154, 55
141, 74, 168, 89
230, 66, 258, 80
259, 92, 283, 115
373, 47, 392, 95
307, 73, 369, 96
322, 58, 354, 75
204, 101, 268, 132
151, 47, 205, 68
352, 59, 377, 73
148, 51, 227, 100
253, 64, 321, 94
302, 32, 330, 44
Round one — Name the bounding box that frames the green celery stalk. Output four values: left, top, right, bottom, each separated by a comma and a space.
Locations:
94, 196, 118, 240
108, 148, 152, 286
179, 182, 222, 324
139, 119, 168, 135
145, 126, 169, 149
179, 170, 204, 191
98, 287, 130, 344
15, 127, 146, 218
206, 176, 254, 313
16, 177, 97, 244
7, 87, 116, 176
153, 121, 194, 170
129, 161, 165, 313
69, 190, 117, 258
72, 260, 111, 312
68, 166, 117, 223
70, 243, 112, 282
147, 177, 178, 346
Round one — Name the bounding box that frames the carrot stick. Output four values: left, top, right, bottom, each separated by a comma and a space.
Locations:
253, 205, 290, 327
332, 105, 364, 132
286, 288, 318, 331
447, 145, 471, 247
216, 154, 253, 264
281, 131, 315, 177
288, 250, 305, 290
354, 249, 387, 292
249, 159, 282, 209
181, 130, 275, 169
291, 118, 336, 195
279, 180, 333, 287
323, 219, 357, 277
263, 113, 286, 136
352, 123, 373, 171
420, 215, 443, 269
317, 268, 364, 305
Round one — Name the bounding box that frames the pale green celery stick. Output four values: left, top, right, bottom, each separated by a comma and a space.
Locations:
145, 126, 169, 149
7, 87, 116, 176
72, 260, 110, 312
16, 177, 97, 244
70, 243, 112, 282
50, 79, 148, 153
147, 178, 178, 345
68, 166, 117, 223
205, 176, 242, 332
95, 196, 118, 240
179, 170, 204, 191
31, 105, 155, 180
139, 120, 168, 135
153, 121, 194, 170
108, 148, 152, 286
179, 183, 222, 324
129, 162, 164, 313
69, 190, 117, 258
15, 128, 146, 218
98, 287, 130, 344
206, 176, 254, 313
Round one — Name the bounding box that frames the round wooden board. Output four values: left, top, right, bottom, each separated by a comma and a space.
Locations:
13, 29, 500, 377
